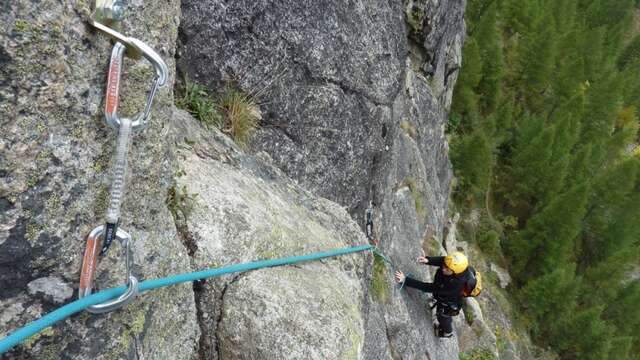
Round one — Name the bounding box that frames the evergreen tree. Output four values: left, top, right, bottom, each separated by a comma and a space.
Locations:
607, 336, 633, 360
518, 264, 579, 337
578, 72, 623, 162
552, 306, 613, 360
564, 144, 592, 188
474, 2, 504, 114
500, 0, 538, 35
451, 37, 483, 131
580, 159, 638, 265
449, 1, 640, 358
604, 281, 640, 354
517, 9, 557, 110
506, 116, 556, 208
603, 106, 639, 163
507, 183, 589, 281
617, 34, 640, 69
450, 129, 493, 201
582, 249, 638, 307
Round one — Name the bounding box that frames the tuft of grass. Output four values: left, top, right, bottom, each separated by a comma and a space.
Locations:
176, 80, 222, 129
176, 80, 261, 147
372, 253, 389, 302
400, 119, 417, 139
219, 86, 261, 147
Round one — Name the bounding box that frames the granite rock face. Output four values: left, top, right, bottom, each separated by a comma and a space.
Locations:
2, 0, 472, 359
179, 0, 466, 359
169, 110, 371, 359
0, 1, 199, 358
178, 0, 461, 217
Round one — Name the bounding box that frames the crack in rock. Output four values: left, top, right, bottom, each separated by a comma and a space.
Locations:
214, 273, 244, 360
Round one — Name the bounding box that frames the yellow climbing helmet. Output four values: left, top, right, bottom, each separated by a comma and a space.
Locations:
444, 251, 469, 274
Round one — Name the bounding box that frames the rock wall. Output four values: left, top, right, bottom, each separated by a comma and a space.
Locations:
1, 1, 201, 359
178, 0, 466, 359
1, 0, 468, 359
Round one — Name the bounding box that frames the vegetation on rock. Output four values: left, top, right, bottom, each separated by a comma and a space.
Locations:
177, 79, 260, 147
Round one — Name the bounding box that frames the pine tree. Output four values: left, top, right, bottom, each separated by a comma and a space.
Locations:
450, 129, 493, 201
451, 37, 483, 131
507, 183, 589, 281
603, 106, 639, 163
518, 265, 579, 338
500, 0, 537, 35
564, 144, 593, 188
580, 159, 638, 265
517, 8, 557, 110
617, 34, 640, 69
506, 116, 555, 208
582, 249, 638, 306
604, 281, 640, 354
474, 2, 504, 114
578, 71, 623, 162
553, 305, 613, 360
607, 336, 633, 360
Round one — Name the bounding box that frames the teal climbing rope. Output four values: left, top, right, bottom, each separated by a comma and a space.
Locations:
0, 244, 373, 354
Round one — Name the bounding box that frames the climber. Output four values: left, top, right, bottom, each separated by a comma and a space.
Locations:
394, 251, 470, 338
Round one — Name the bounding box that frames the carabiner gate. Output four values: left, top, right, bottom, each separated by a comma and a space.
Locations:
79, 225, 138, 313
104, 40, 168, 131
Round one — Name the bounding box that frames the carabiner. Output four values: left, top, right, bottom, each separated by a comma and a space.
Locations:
79, 225, 138, 313
104, 40, 169, 131
365, 201, 374, 240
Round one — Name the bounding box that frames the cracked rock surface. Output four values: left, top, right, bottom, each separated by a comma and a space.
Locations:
179, 0, 460, 217
179, 1, 464, 359
2, 0, 470, 359
1, 1, 198, 358
170, 111, 370, 359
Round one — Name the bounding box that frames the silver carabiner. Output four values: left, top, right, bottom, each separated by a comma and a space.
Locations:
104, 40, 169, 131
79, 225, 138, 313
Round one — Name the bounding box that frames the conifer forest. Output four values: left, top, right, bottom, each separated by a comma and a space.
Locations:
450, 1, 640, 358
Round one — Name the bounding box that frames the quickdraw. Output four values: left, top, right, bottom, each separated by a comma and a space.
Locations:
78, 1, 168, 313
365, 201, 374, 241
364, 202, 411, 289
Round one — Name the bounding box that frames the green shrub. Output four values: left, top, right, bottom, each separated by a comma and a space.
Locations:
459, 349, 496, 360
372, 253, 389, 302
176, 80, 222, 129
477, 229, 501, 260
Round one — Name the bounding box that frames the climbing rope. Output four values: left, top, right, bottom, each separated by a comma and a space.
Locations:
78, 1, 168, 312
0, 244, 373, 354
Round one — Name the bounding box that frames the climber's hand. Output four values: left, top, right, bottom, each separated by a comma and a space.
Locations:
417, 249, 428, 264
395, 271, 406, 283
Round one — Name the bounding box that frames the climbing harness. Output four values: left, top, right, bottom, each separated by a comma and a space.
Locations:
78, 1, 168, 313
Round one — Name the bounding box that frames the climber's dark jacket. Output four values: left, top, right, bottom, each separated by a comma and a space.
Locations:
403, 256, 467, 309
